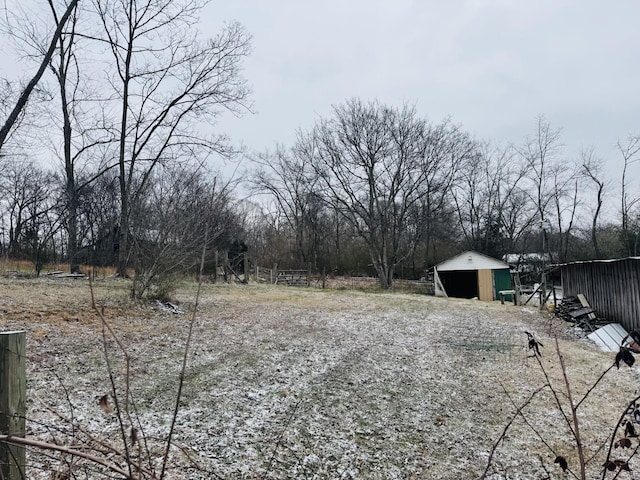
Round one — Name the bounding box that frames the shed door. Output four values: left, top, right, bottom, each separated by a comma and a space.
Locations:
493, 269, 512, 301
438, 270, 478, 298
478, 269, 494, 301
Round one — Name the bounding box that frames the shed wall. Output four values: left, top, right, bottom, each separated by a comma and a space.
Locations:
437, 251, 510, 271
561, 259, 640, 332
478, 269, 494, 301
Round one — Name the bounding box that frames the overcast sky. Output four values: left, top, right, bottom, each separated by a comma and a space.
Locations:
204, 0, 640, 170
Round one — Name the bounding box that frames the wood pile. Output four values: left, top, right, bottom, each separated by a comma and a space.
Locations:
554, 294, 609, 332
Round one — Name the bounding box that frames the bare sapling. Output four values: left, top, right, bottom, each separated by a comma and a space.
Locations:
481, 330, 640, 479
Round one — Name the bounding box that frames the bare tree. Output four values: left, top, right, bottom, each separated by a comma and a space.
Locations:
617, 135, 640, 256
2, 1, 124, 273
509, 115, 589, 299
242, 200, 291, 268
304, 99, 474, 289
0, 0, 80, 150
452, 143, 531, 258
45, 0, 119, 272
550, 164, 581, 263
0, 158, 39, 257
0, 157, 62, 273
48, 0, 83, 272
519, 116, 566, 263
413, 119, 475, 266
129, 165, 241, 299
92, 0, 252, 276
250, 145, 331, 270
581, 148, 607, 259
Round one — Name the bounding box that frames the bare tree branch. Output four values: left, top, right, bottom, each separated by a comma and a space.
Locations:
0, 0, 80, 150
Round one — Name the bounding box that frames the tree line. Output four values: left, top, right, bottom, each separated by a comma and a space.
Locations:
250, 100, 640, 288
0, 0, 250, 297
2, 1, 640, 291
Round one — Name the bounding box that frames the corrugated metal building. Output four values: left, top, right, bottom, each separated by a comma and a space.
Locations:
434, 251, 512, 301
558, 257, 640, 332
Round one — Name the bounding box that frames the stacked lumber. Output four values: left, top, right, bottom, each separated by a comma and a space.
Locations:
554, 294, 608, 332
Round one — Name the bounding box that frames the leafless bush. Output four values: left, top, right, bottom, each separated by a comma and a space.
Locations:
482, 331, 640, 480
0, 241, 210, 479
129, 166, 242, 300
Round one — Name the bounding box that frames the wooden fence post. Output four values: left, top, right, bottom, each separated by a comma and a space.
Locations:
244, 254, 249, 283
213, 250, 219, 284
0, 330, 26, 480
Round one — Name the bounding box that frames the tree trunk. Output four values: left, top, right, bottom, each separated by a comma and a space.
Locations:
117, 209, 129, 278
0, 0, 79, 150
61, 81, 79, 273
372, 253, 393, 289
67, 196, 79, 272
376, 266, 390, 289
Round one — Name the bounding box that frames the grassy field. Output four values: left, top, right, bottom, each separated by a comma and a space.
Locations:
1, 276, 638, 479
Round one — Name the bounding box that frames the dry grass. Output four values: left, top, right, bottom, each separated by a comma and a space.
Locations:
1, 277, 639, 479
0, 258, 118, 277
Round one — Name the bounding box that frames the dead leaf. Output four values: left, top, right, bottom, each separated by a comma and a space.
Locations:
614, 459, 631, 471
554, 456, 568, 471
615, 348, 635, 369
615, 437, 632, 448
626, 421, 638, 438
98, 394, 112, 414
525, 331, 543, 356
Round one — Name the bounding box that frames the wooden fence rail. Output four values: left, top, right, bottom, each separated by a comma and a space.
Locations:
256, 266, 276, 284
255, 266, 310, 287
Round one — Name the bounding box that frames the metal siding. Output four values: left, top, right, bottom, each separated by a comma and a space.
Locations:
559, 258, 640, 332
634, 263, 640, 331
587, 323, 630, 352
629, 260, 640, 331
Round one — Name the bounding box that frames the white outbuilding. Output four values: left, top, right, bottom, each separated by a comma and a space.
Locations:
434, 250, 512, 301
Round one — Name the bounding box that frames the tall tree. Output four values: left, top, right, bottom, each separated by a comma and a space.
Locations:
452, 144, 530, 258
49, 0, 82, 271
581, 149, 606, 259
412, 119, 474, 266
93, 0, 251, 276
304, 99, 474, 289
519, 116, 565, 263
44, 0, 115, 272
550, 163, 580, 263
251, 145, 330, 269
0, 0, 80, 150
3, 0, 119, 272
617, 135, 640, 256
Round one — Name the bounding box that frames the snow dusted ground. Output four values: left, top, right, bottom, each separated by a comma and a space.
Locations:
1, 277, 639, 479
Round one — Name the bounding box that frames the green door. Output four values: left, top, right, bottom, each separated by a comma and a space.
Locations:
493, 268, 513, 300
